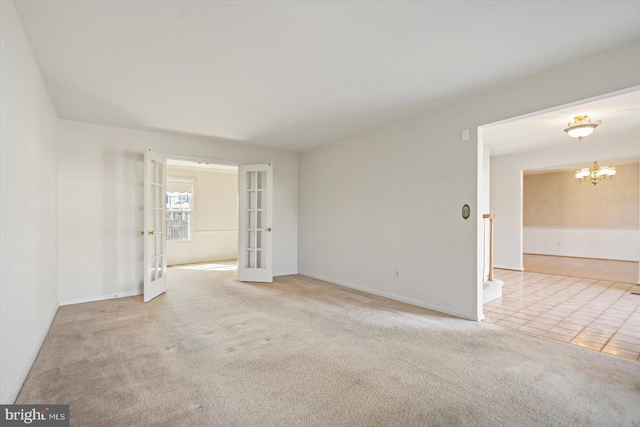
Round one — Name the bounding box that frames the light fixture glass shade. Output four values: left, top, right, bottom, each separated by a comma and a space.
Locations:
564, 115, 601, 141
566, 125, 595, 139
575, 169, 590, 179
575, 161, 615, 185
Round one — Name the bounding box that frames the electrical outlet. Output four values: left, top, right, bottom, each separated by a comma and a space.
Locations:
394, 269, 401, 279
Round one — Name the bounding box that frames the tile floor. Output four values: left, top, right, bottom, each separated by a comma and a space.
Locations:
484, 269, 640, 361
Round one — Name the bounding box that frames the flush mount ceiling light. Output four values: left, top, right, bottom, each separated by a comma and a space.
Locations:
564, 115, 601, 142
575, 161, 616, 185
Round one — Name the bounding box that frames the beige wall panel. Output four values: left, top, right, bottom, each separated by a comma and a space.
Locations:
524, 163, 638, 228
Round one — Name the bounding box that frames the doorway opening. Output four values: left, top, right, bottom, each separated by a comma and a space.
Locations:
165, 158, 239, 274
143, 151, 275, 302
476, 86, 640, 361
521, 160, 638, 284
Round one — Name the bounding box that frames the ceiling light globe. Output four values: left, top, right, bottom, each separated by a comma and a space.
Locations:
575, 169, 589, 179
565, 125, 595, 139
564, 115, 600, 141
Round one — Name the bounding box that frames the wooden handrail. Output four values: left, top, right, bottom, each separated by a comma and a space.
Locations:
483, 214, 495, 281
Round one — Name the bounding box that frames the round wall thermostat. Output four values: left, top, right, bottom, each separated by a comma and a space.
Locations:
462, 204, 470, 219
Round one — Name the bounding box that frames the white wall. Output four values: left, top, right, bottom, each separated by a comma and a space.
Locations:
166, 166, 238, 265
299, 38, 640, 321
0, 1, 59, 403
524, 227, 638, 262
491, 138, 639, 271
58, 120, 297, 305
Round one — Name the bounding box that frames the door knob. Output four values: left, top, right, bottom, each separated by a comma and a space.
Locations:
148, 230, 155, 235
140, 231, 144, 236
266, 227, 272, 232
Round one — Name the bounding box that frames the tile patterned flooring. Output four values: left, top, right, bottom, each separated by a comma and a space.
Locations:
484, 269, 640, 362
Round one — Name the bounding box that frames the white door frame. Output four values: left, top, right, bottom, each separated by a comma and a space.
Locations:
165, 154, 242, 168
475, 84, 640, 320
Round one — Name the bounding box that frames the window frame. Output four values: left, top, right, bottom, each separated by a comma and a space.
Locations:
166, 177, 195, 243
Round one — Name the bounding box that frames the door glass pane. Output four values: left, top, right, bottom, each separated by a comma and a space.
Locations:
157, 256, 163, 279
257, 171, 266, 190
247, 172, 255, 190
247, 191, 256, 210
246, 250, 255, 268
257, 190, 266, 209
151, 233, 157, 256
247, 231, 256, 249
247, 211, 256, 229
256, 230, 264, 249
156, 186, 163, 210
152, 160, 157, 184
256, 211, 264, 229
150, 161, 157, 185
257, 249, 266, 269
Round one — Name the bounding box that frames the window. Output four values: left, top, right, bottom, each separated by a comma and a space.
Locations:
166, 178, 194, 241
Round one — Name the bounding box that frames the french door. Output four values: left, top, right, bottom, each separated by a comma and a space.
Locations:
144, 149, 167, 302
238, 164, 273, 282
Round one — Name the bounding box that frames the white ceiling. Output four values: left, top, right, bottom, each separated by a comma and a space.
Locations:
14, 1, 640, 152
483, 89, 640, 156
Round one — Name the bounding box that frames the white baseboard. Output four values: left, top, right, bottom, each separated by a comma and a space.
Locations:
494, 265, 524, 271
60, 290, 142, 306
298, 272, 480, 321
5, 305, 59, 404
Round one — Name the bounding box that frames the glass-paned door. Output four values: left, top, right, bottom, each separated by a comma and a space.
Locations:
238, 164, 273, 282
144, 149, 167, 302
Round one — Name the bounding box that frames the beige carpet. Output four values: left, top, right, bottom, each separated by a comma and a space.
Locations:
17, 266, 640, 426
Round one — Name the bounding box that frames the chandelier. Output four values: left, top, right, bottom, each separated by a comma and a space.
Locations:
575, 161, 616, 185
564, 115, 601, 142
